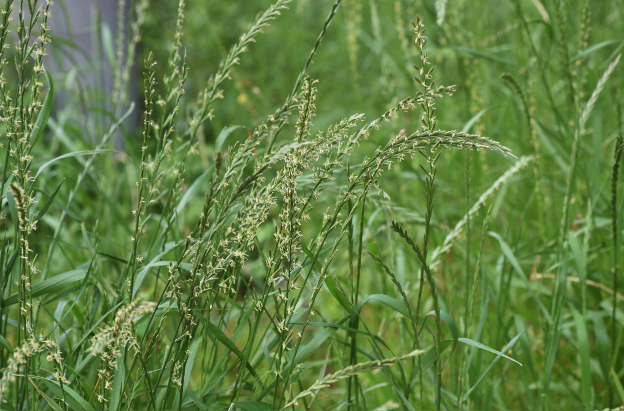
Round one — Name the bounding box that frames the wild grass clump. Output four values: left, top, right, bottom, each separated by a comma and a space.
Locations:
0, 0, 623, 410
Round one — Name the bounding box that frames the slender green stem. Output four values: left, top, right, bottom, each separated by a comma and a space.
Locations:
610, 135, 623, 407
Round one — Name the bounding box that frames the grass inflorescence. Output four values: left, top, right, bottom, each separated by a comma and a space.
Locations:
0, 0, 622, 410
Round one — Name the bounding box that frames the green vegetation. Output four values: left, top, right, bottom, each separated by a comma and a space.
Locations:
0, 0, 623, 410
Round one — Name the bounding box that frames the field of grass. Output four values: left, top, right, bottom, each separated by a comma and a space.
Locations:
0, 0, 623, 410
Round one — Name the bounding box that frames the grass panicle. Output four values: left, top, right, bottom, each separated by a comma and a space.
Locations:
0, 0, 622, 410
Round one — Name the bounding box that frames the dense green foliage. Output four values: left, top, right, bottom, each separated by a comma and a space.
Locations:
0, 0, 623, 410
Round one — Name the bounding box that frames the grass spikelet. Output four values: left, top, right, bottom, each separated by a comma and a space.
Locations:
430, 155, 533, 267
281, 350, 424, 410
295, 75, 318, 143
128, 52, 158, 298
166, 0, 186, 83
0, 337, 67, 406
580, 55, 621, 133
9, 183, 28, 234
90, 299, 154, 402
500, 74, 529, 125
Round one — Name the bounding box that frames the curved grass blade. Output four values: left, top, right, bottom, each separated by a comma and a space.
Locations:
35, 179, 64, 222
0, 334, 13, 354
458, 338, 522, 366
325, 275, 354, 314
215, 125, 247, 151
425, 309, 459, 369
35, 376, 96, 411
2, 269, 87, 307
234, 401, 272, 411
176, 166, 215, 214
462, 328, 528, 400
109, 348, 126, 411
488, 231, 550, 321
571, 306, 591, 406
35, 149, 121, 181
206, 321, 260, 380
29, 69, 54, 148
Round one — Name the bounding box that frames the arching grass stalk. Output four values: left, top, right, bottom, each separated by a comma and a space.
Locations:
230, 117, 363, 404
253, 98, 417, 405
108, 2, 293, 406
275, 122, 511, 407
190, 0, 291, 137
429, 155, 532, 267
281, 349, 425, 410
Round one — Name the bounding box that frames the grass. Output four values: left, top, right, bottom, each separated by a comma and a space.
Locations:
0, 0, 623, 410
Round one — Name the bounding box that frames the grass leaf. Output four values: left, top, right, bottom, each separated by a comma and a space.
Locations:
29, 70, 54, 148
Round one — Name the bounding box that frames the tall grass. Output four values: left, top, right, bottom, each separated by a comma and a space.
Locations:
0, 0, 623, 410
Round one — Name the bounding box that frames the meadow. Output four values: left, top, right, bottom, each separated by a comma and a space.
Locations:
0, 0, 623, 410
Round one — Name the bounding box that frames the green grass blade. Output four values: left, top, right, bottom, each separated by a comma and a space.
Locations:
462, 328, 528, 401
458, 338, 522, 366
233, 401, 273, 411
34, 149, 120, 181
205, 321, 259, 380
571, 306, 591, 407
29, 69, 54, 148
2, 269, 87, 307
35, 179, 65, 222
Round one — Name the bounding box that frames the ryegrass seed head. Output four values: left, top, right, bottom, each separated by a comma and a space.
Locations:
0, 337, 65, 403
